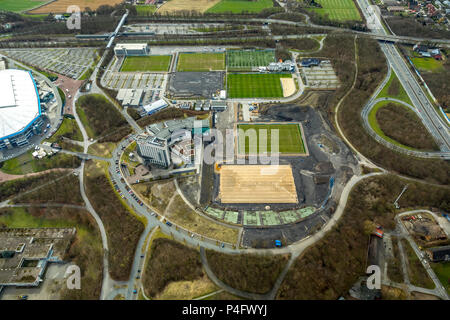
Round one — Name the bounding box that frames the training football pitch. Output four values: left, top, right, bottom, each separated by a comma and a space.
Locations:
176, 52, 225, 71
207, 0, 273, 13
310, 0, 362, 21
227, 73, 291, 98
120, 55, 171, 72
237, 123, 306, 154
226, 49, 275, 70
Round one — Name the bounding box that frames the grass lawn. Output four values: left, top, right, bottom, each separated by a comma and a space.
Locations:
135, 4, 157, 15
237, 123, 306, 154
0, 150, 80, 175
310, 0, 362, 22
48, 118, 83, 143
177, 52, 225, 72
120, 55, 171, 72
227, 73, 291, 98
411, 56, 444, 72
0, 0, 46, 13
165, 194, 238, 244
431, 262, 450, 294
207, 0, 273, 13
226, 49, 275, 70
377, 72, 412, 105
75, 104, 95, 138
88, 142, 117, 159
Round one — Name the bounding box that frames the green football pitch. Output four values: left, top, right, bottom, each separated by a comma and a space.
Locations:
227, 73, 291, 98
177, 52, 225, 71
0, 0, 46, 13
207, 0, 273, 13
310, 0, 362, 22
120, 55, 171, 72
237, 123, 306, 154
226, 49, 275, 70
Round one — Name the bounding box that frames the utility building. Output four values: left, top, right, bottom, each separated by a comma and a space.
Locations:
114, 43, 150, 56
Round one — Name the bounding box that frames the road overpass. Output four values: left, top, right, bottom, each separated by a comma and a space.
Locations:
356, 0, 450, 152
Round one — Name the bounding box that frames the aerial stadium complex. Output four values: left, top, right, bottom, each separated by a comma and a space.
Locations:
0, 69, 44, 151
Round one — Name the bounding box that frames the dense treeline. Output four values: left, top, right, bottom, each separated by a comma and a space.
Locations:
337, 37, 450, 184
277, 174, 450, 299
376, 103, 439, 151
12, 174, 83, 205
0, 171, 68, 202
385, 16, 450, 40
415, 50, 450, 112
76, 94, 131, 142
84, 160, 144, 281
143, 238, 204, 297
270, 24, 329, 35
206, 250, 290, 294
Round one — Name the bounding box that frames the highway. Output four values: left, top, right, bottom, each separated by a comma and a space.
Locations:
356, 0, 450, 152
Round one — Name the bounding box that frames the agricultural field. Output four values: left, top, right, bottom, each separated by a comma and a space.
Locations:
29, 0, 123, 14
227, 73, 291, 98
309, 0, 362, 22
207, 0, 273, 13
226, 49, 275, 71
157, 0, 222, 14
177, 52, 225, 72
120, 55, 172, 72
0, 0, 47, 13
237, 123, 306, 154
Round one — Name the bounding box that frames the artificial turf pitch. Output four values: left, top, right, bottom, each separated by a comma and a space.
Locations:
120, 55, 171, 72
227, 73, 291, 98
226, 49, 275, 70
237, 123, 306, 154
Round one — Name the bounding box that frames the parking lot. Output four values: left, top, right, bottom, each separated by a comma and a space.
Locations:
301, 60, 340, 89
0, 48, 97, 79
123, 23, 225, 35
101, 57, 167, 106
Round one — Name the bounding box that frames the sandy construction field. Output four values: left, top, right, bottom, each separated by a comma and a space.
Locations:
157, 0, 221, 14
219, 165, 298, 203
30, 0, 123, 14
281, 77, 296, 97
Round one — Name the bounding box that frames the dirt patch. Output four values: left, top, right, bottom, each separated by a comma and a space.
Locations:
157, 0, 221, 13
281, 77, 296, 97
219, 165, 298, 204
30, 0, 123, 14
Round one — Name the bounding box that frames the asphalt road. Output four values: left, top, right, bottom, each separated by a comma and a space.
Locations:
356, 0, 450, 153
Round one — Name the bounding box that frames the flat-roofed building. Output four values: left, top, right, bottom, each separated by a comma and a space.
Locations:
116, 89, 144, 107
114, 43, 150, 56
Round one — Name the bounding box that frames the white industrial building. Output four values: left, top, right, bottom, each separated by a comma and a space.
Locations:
0, 69, 43, 150
114, 43, 150, 56
143, 99, 168, 115
116, 88, 144, 107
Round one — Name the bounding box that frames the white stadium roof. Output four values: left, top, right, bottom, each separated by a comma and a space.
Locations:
0, 69, 41, 140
